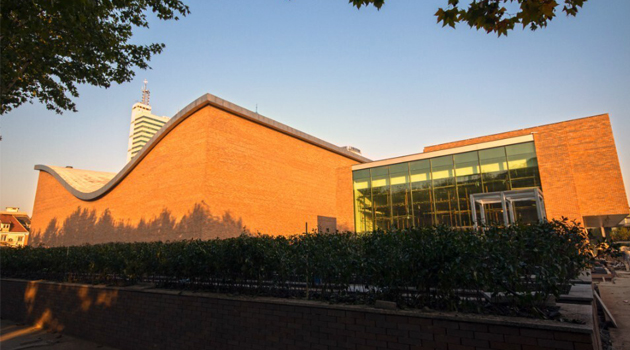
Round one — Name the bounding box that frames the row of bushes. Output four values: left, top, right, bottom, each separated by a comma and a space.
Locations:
610, 227, 630, 242
0, 220, 590, 313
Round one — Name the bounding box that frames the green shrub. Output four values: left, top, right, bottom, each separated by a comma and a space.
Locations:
0, 220, 590, 313
610, 227, 630, 242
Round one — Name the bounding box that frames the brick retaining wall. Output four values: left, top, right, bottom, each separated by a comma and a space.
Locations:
1, 279, 596, 350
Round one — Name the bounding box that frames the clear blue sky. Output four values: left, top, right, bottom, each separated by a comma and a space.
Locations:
1, 0, 629, 215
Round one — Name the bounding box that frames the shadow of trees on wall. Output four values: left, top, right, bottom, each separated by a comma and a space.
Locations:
30, 202, 245, 247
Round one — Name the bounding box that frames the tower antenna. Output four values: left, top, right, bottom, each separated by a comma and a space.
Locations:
141, 79, 150, 105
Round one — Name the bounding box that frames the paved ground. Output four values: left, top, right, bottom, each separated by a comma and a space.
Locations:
0, 319, 118, 350
598, 270, 630, 350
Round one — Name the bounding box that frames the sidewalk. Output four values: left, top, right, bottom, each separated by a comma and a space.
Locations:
598, 270, 630, 350
0, 319, 118, 350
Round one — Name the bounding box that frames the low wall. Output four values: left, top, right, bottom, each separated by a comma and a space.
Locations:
1, 279, 596, 350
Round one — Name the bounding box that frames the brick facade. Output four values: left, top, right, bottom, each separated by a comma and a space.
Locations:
424, 115, 629, 225
30, 106, 628, 245
1, 279, 596, 350
30, 103, 360, 245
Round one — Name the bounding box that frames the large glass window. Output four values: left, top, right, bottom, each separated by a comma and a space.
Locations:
454, 152, 482, 227
410, 160, 433, 227
506, 143, 540, 190
352, 142, 541, 231
353, 169, 372, 233
479, 147, 510, 223
479, 147, 510, 192
432, 156, 459, 226
390, 163, 412, 230
371, 167, 391, 230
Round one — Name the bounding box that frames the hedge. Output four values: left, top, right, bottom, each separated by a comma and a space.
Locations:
0, 220, 590, 314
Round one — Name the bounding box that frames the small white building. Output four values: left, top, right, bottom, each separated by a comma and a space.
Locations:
0, 207, 30, 247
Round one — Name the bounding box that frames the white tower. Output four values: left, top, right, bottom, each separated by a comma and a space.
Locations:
126, 81, 170, 162
141, 79, 150, 105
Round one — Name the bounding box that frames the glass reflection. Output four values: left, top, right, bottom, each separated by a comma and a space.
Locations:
454, 152, 481, 227
410, 160, 433, 227
353, 170, 372, 233
351, 142, 542, 231
390, 163, 412, 230
432, 156, 458, 226
371, 167, 391, 230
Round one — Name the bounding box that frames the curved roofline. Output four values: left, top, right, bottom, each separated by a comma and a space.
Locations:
35, 93, 370, 201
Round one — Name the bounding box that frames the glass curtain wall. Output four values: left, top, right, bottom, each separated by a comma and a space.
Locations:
506, 142, 541, 222
352, 142, 542, 232
432, 156, 459, 226
390, 164, 412, 229
454, 152, 482, 227
506, 143, 540, 189
479, 147, 510, 224
410, 160, 433, 227
371, 167, 391, 230
353, 170, 373, 232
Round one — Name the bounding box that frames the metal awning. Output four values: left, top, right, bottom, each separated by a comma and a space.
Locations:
471, 188, 546, 229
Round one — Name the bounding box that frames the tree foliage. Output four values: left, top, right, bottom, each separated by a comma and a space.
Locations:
350, 0, 587, 36
0, 0, 189, 115
610, 227, 630, 242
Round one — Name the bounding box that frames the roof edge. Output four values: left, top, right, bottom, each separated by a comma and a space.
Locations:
36, 93, 370, 201
0, 214, 29, 233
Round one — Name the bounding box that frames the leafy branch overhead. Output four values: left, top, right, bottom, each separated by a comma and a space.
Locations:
350, 0, 587, 36
0, 0, 189, 115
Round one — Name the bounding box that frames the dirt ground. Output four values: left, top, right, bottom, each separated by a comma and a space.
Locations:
0, 319, 118, 350
598, 270, 630, 350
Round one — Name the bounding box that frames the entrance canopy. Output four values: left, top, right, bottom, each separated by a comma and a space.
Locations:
471, 188, 546, 229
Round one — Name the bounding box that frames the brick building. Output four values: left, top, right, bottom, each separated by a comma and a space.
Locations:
30, 94, 628, 246
353, 114, 629, 233
0, 207, 30, 247
30, 94, 369, 246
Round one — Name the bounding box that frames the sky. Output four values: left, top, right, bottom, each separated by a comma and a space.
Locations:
1, 0, 629, 216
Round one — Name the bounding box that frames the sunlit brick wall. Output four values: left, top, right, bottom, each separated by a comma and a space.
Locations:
30, 105, 358, 246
